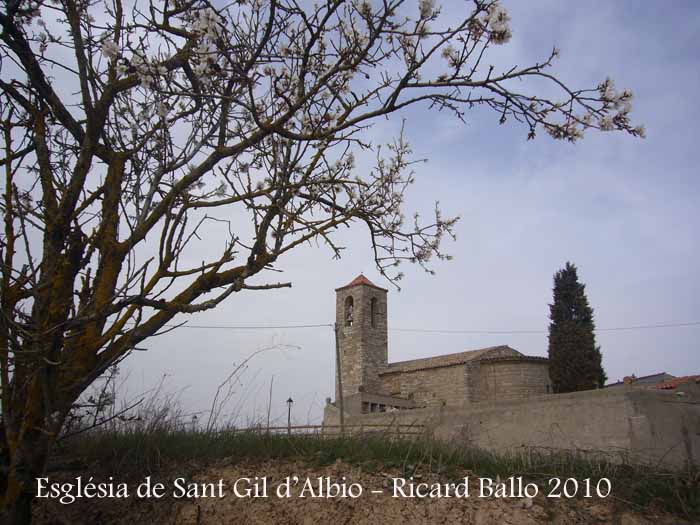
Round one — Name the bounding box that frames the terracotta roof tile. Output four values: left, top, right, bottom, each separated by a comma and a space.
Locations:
605, 372, 674, 388
654, 375, 700, 390
335, 274, 388, 292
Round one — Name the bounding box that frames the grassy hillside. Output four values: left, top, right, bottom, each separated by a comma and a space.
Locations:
33, 429, 699, 523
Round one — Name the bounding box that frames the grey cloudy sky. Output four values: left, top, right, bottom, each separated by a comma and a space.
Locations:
121, 1, 700, 427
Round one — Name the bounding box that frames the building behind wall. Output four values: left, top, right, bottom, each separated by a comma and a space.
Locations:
330, 274, 552, 416
323, 274, 700, 470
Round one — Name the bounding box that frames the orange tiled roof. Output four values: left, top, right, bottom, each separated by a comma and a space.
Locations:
605, 372, 673, 388
335, 274, 388, 292
655, 375, 700, 390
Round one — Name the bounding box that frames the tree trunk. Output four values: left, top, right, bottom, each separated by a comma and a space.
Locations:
1, 429, 51, 525
2, 486, 33, 525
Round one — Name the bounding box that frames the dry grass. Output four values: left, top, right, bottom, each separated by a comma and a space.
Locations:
50, 427, 699, 521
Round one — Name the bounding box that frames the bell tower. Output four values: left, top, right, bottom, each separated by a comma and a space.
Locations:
335, 274, 388, 401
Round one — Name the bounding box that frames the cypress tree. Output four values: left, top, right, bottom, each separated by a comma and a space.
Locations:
547, 262, 607, 392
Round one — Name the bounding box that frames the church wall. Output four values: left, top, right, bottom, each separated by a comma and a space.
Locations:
477, 360, 551, 401
465, 362, 481, 403
379, 364, 470, 408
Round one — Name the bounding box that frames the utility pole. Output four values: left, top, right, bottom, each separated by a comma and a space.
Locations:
267, 375, 274, 434
286, 397, 293, 436
334, 322, 345, 435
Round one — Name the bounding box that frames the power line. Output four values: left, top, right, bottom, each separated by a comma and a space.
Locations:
390, 327, 543, 334
149, 320, 700, 333
390, 321, 700, 335
597, 321, 700, 332
159, 323, 333, 330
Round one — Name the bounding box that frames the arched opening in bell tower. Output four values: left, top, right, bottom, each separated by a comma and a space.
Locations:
344, 295, 354, 327
370, 297, 378, 328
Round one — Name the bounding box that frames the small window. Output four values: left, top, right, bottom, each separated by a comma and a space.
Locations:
344, 295, 354, 327
370, 297, 378, 328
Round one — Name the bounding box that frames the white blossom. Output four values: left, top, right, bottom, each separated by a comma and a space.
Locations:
566, 123, 584, 141
604, 85, 616, 102
598, 116, 614, 131
419, 0, 436, 19
192, 8, 221, 39
616, 100, 632, 115
156, 102, 169, 118
600, 78, 634, 115
101, 40, 120, 61
545, 122, 584, 141
615, 89, 633, 114
48, 411, 62, 427
601, 77, 617, 102
483, 2, 512, 45
116, 62, 129, 77
441, 44, 457, 60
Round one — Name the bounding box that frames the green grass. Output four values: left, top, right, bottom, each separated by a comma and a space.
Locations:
52, 430, 699, 520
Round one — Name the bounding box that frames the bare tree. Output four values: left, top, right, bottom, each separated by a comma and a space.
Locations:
0, 0, 641, 520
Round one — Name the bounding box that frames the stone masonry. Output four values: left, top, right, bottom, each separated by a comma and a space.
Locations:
335, 275, 388, 401
323, 386, 700, 469
324, 275, 700, 470
331, 275, 551, 414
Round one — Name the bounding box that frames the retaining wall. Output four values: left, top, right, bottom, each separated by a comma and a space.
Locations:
323, 385, 700, 469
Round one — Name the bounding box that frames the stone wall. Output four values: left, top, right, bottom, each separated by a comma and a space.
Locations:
465, 362, 481, 403
379, 365, 469, 408
341, 392, 417, 414
377, 354, 550, 408
324, 387, 700, 469
477, 359, 551, 401
378, 347, 529, 408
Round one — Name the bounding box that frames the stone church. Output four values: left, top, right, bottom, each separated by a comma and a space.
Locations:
322, 275, 699, 471
329, 274, 552, 416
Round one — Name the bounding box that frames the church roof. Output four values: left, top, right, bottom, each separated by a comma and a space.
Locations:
380, 345, 525, 374
335, 274, 388, 292
479, 355, 549, 364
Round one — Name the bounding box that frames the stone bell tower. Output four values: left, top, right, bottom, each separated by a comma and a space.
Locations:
335, 274, 388, 401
